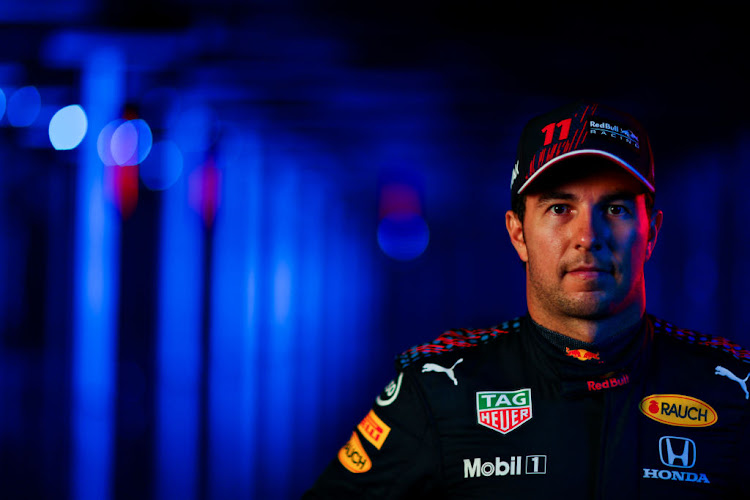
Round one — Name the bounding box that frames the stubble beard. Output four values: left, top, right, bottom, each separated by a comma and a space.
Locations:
526, 257, 624, 321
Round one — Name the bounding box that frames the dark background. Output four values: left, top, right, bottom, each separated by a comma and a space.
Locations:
1, 2, 749, 499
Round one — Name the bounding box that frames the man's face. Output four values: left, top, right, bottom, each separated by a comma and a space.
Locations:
506, 161, 662, 323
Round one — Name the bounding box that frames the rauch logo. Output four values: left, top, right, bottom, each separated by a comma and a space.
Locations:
337, 431, 371, 473
639, 394, 717, 427
476, 389, 532, 434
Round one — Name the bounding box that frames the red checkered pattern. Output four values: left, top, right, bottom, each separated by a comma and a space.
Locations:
395, 318, 523, 370
653, 317, 750, 365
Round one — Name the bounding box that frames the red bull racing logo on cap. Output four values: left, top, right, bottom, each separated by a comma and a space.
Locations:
476, 389, 532, 434
589, 120, 640, 149
565, 347, 600, 361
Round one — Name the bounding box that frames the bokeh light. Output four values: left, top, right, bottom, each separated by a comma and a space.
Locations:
377, 214, 430, 261
140, 140, 184, 191
98, 118, 153, 166
48, 104, 88, 150
378, 182, 421, 219
111, 120, 139, 165
377, 181, 430, 261
97, 119, 124, 166
0, 89, 6, 121
7, 85, 41, 127
111, 119, 152, 166
131, 119, 153, 164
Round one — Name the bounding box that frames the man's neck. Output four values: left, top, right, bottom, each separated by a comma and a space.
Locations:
527, 307, 645, 344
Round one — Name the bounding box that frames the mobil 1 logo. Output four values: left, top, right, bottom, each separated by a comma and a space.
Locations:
464, 455, 547, 479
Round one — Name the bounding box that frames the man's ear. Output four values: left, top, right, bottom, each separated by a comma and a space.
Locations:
646, 209, 663, 261
505, 210, 528, 263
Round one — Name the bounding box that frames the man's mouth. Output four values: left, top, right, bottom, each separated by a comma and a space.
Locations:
565, 265, 612, 279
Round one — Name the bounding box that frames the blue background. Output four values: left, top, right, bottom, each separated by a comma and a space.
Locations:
1, 3, 749, 499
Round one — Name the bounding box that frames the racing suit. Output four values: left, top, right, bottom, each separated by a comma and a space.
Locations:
304, 314, 750, 499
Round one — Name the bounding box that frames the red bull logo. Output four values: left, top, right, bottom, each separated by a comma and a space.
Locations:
587, 373, 629, 391
565, 347, 600, 361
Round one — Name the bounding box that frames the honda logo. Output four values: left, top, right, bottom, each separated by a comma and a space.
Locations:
659, 436, 696, 468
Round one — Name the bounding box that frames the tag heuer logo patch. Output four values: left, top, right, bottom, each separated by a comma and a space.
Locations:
476, 389, 532, 434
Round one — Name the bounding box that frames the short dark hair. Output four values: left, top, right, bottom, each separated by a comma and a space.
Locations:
511, 194, 527, 225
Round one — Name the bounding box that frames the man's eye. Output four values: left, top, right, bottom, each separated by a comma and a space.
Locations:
550, 204, 569, 215
607, 205, 628, 216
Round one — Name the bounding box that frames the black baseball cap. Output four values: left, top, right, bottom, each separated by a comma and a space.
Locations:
511, 101, 655, 205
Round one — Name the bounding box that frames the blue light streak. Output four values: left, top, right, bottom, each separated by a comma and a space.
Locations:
207, 129, 261, 499
293, 169, 326, 474
154, 108, 205, 500
71, 47, 123, 500
260, 157, 299, 500
0, 88, 6, 121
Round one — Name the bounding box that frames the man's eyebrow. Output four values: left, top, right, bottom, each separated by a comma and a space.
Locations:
535, 191, 576, 205
535, 190, 641, 206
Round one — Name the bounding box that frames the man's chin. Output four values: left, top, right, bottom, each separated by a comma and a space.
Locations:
558, 291, 615, 319
563, 276, 613, 292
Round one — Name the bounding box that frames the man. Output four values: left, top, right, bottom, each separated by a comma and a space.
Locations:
305, 101, 750, 498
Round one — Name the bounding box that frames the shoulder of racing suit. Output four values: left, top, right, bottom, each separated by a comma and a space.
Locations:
649, 314, 750, 366
395, 314, 750, 369
394, 316, 525, 371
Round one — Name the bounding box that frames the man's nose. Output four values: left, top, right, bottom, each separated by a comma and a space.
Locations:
574, 210, 603, 251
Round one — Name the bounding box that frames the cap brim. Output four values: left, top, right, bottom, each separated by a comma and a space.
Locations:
516, 149, 655, 195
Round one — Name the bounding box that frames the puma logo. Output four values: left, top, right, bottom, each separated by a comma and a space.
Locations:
422, 358, 463, 386
715, 365, 750, 400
